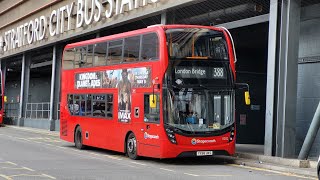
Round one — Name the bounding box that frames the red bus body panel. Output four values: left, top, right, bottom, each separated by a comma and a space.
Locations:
60, 25, 236, 158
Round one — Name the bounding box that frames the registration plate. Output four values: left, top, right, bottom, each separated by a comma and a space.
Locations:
196, 151, 213, 156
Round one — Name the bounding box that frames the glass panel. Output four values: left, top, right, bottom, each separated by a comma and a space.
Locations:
74, 46, 88, 68
141, 33, 159, 61
213, 95, 221, 123
107, 40, 123, 64
224, 95, 231, 125
93, 95, 106, 117
109, 40, 123, 47
164, 88, 234, 133
94, 43, 107, 66
106, 94, 113, 118
85, 45, 94, 67
124, 36, 140, 62
166, 28, 228, 60
144, 94, 160, 123
62, 48, 75, 69
93, 101, 106, 117
86, 94, 92, 116
79, 100, 86, 116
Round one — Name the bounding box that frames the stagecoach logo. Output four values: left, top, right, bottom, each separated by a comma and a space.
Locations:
191, 138, 216, 145
144, 132, 159, 139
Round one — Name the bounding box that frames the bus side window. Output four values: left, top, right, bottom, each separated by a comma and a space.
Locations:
67, 94, 74, 114
74, 95, 81, 115
141, 33, 159, 61
144, 94, 160, 123
92, 95, 106, 117
106, 94, 113, 118
93, 43, 107, 66
68, 94, 80, 115
107, 40, 123, 65
62, 48, 75, 69
86, 45, 94, 67
124, 36, 140, 63
79, 95, 86, 116
86, 94, 92, 116
74, 46, 87, 68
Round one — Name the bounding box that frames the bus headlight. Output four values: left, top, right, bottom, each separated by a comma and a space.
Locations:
165, 128, 177, 144
229, 126, 235, 142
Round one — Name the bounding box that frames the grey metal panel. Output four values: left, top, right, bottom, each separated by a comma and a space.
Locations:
296, 62, 320, 157
275, 0, 300, 158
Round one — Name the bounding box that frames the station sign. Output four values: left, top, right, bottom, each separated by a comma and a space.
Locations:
0, 0, 160, 53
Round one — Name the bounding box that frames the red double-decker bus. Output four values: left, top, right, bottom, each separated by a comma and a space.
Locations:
60, 25, 250, 159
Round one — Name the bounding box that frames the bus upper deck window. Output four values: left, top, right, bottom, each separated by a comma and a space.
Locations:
124, 36, 140, 62
94, 43, 107, 66
108, 40, 124, 64
141, 33, 159, 61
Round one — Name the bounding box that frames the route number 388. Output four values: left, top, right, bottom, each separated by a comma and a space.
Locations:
213, 68, 224, 78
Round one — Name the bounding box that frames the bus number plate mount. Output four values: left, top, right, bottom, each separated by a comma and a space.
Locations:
196, 151, 213, 156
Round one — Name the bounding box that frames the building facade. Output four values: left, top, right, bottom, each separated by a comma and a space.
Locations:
0, 0, 319, 158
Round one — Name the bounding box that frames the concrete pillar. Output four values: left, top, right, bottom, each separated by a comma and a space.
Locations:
49, 46, 56, 130
49, 45, 63, 131
161, 12, 167, 25
264, 0, 278, 156
18, 53, 31, 126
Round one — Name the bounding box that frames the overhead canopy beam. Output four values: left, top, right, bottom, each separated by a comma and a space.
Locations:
217, 14, 269, 29
30, 61, 52, 69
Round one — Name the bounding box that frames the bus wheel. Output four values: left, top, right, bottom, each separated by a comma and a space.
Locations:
75, 126, 84, 149
127, 133, 139, 160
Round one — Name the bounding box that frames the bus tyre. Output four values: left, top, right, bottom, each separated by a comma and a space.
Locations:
75, 126, 84, 149
127, 133, 139, 160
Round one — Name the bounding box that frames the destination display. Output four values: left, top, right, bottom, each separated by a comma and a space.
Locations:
174, 66, 226, 79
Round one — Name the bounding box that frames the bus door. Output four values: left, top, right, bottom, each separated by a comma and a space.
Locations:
134, 93, 161, 157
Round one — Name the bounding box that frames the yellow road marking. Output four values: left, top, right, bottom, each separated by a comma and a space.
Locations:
228, 164, 315, 179
184, 173, 199, 177
9, 174, 56, 179
265, 173, 280, 176
0, 167, 28, 170
130, 161, 147, 166
159, 168, 175, 172
103, 155, 123, 160
22, 166, 35, 172
206, 174, 233, 177
41, 173, 57, 179
0, 174, 12, 180
5, 162, 16, 166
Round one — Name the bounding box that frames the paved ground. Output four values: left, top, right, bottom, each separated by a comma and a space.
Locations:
0, 125, 316, 180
